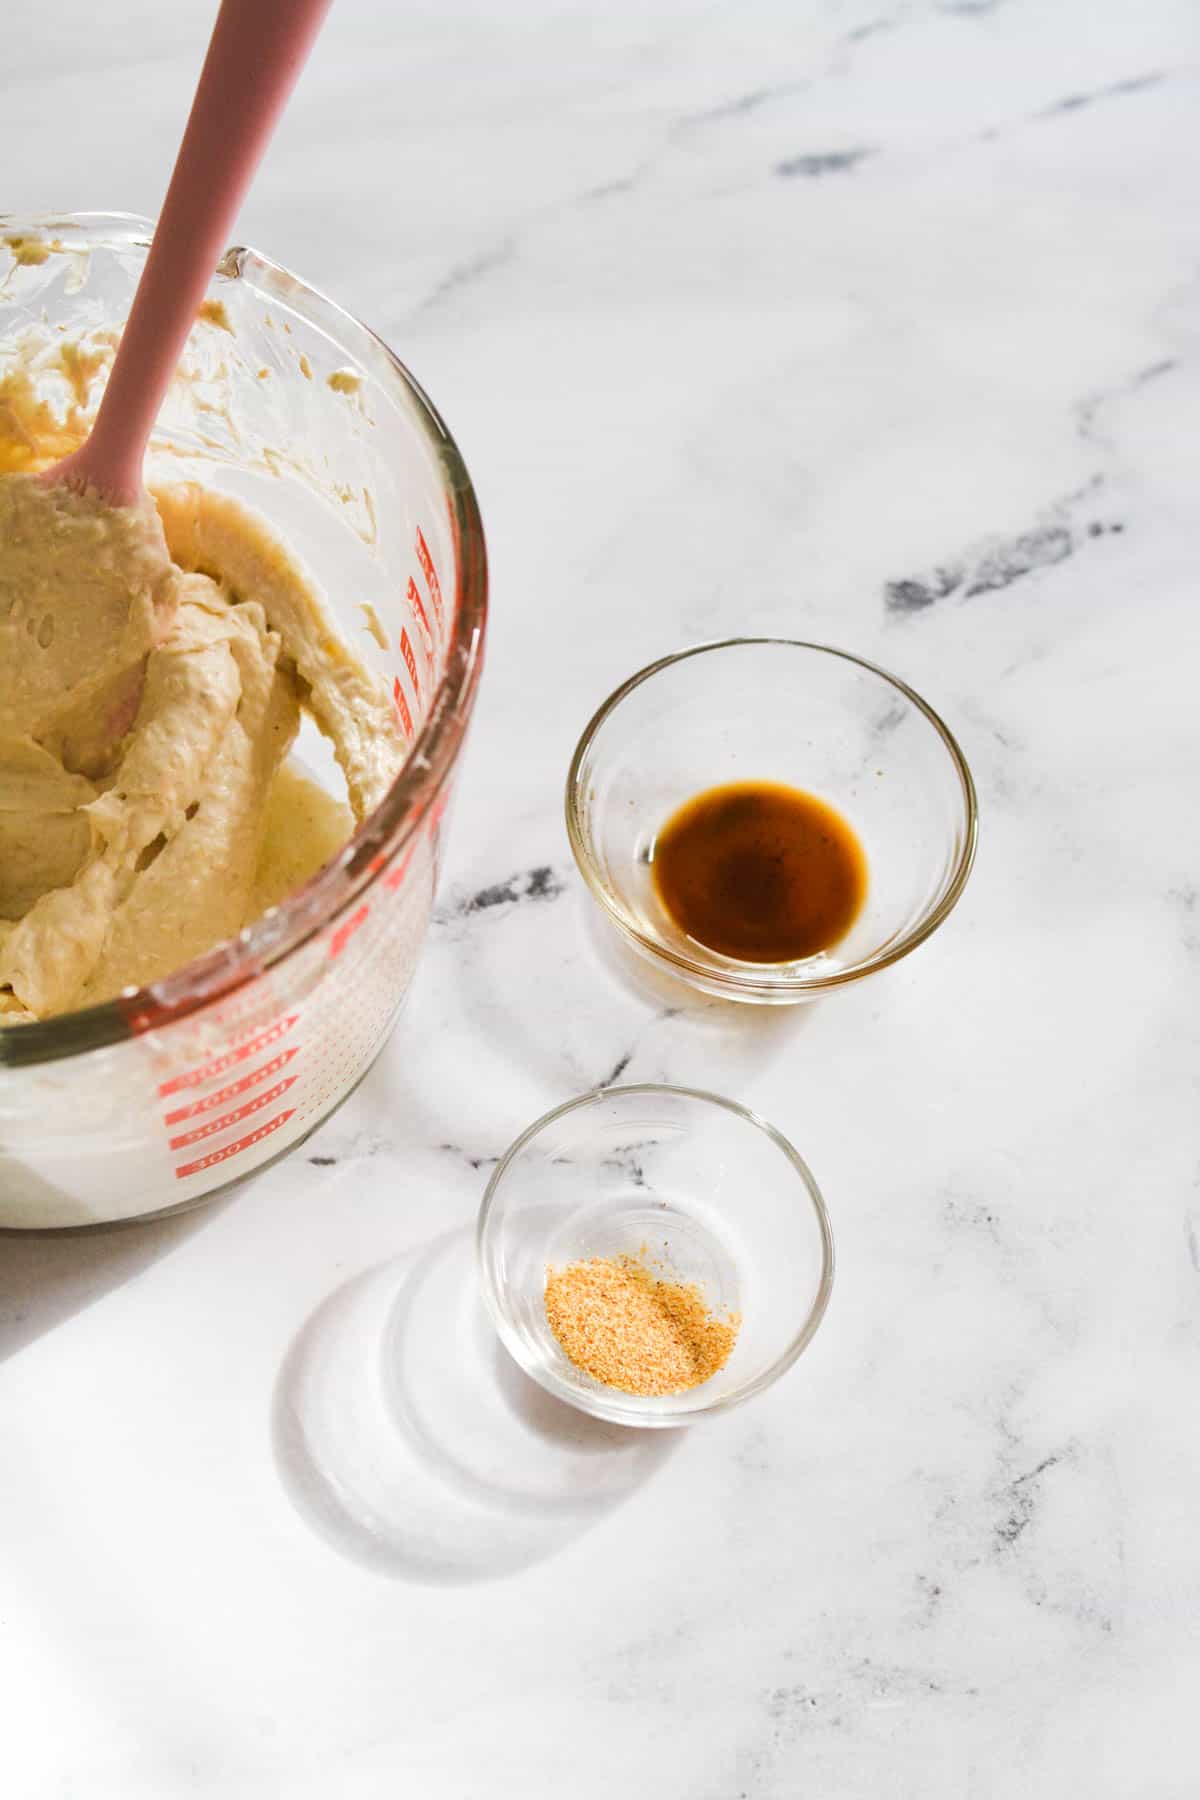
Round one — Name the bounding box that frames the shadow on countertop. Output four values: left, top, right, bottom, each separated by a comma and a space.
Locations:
273, 1226, 679, 1585
0, 1192, 235, 1366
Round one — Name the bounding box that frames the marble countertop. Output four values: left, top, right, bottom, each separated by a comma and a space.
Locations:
3, 2, 1197, 1794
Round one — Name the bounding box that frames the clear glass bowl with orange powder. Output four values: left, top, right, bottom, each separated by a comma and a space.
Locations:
476, 1084, 835, 1427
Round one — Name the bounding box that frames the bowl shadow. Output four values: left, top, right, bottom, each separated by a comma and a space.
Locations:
429, 880, 816, 1119
271, 1225, 678, 1584
577, 886, 821, 1035
0, 1191, 237, 1365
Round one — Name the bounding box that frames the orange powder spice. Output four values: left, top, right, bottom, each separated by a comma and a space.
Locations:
544, 1254, 740, 1397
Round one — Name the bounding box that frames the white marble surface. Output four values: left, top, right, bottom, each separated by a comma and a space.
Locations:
3, 1, 1199, 1793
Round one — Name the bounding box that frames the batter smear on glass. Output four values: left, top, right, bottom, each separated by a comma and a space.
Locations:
0, 335, 405, 1023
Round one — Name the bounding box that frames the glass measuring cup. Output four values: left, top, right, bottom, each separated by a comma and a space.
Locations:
0, 214, 487, 1228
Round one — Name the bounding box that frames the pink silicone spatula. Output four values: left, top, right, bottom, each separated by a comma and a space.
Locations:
49, 0, 332, 506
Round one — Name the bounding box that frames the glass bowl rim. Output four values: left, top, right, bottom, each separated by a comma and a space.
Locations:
564, 637, 978, 999
476, 1081, 836, 1427
0, 211, 488, 1068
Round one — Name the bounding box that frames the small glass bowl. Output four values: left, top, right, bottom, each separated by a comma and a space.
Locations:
476, 1084, 834, 1428
565, 639, 977, 1003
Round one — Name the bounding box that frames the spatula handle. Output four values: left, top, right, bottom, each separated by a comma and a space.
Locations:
75, 0, 333, 503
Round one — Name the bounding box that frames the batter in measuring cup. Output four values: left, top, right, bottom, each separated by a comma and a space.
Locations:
0, 341, 406, 1024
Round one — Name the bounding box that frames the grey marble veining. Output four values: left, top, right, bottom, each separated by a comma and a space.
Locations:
1, 2, 1197, 1795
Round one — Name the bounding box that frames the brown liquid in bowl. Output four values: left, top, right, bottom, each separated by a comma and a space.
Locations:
651, 780, 867, 963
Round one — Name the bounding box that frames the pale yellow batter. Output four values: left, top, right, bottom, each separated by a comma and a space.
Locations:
0, 356, 405, 1024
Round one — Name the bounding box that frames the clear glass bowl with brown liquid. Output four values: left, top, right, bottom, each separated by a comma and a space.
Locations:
565, 639, 977, 1005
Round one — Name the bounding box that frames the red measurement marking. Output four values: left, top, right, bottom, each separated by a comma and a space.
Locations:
392, 674, 413, 737
400, 628, 421, 700
415, 527, 444, 629
175, 1109, 296, 1180
382, 786, 448, 896
164, 1046, 301, 1126
169, 1077, 298, 1152
407, 576, 434, 649
159, 1014, 299, 1099
329, 903, 369, 960
384, 845, 416, 892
